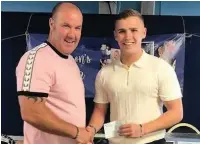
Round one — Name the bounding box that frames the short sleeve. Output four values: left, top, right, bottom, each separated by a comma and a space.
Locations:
158, 59, 182, 101
93, 70, 109, 103
16, 49, 53, 97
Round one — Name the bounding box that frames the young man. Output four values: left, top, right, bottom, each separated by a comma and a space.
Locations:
16, 2, 91, 144
87, 9, 183, 144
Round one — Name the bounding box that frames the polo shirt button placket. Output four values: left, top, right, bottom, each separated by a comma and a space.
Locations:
127, 66, 130, 86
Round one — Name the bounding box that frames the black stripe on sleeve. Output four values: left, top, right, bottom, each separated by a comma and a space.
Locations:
17, 91, 48, 97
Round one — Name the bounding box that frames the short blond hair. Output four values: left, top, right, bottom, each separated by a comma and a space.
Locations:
115, 9, 144, 26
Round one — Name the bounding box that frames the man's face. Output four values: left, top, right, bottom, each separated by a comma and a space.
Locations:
114, 16, 146, 55
49, 8, 82, 54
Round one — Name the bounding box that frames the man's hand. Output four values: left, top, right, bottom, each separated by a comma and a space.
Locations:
118, 123, 142, 138
86, 126, 96, 142
76, 128, 91, 143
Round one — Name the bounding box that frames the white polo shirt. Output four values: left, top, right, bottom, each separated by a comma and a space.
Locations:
94, 50, 182, 144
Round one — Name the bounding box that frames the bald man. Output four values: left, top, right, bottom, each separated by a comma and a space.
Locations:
16, 2, 91, 144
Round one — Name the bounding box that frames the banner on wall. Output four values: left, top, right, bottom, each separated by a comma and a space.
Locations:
27, 33, 185, 97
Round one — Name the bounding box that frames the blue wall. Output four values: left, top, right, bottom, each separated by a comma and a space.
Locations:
1, 1, 141, 13
155, 1, 200, 16
1, 1, 200, 16
117, 1, 141, 13
1, 1, 99, 14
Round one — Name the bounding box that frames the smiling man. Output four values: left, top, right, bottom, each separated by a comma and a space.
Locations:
16, 2, 91, 144
87, 9, 183, 144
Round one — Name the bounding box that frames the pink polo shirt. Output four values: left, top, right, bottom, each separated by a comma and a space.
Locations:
16, 42, 86, 144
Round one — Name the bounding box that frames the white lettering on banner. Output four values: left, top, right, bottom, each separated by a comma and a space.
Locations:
74, 54, 92, 80
80, 71, 85, 79
74, 54, 92, 64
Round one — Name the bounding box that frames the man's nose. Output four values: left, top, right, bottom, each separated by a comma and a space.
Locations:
125, 31, 132, 40
67, 28, 75, 39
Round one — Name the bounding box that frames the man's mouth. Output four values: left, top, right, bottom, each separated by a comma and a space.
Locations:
123, 42, 134, 45
65, 40, 75, 44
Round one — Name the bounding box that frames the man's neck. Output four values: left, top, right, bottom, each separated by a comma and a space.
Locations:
120, 49, 143, 67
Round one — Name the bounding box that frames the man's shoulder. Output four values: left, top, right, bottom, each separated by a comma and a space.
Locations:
145, 54, 172, 67
17, 43, 51, 69
100, 62, 114, 72
154, 57, 175, 77
145, 53, 161, 64
97, 63, 114, 79
157, 57, 173, 69
27, 42, 48, 56
16, 43, 54, 81
21, 43, 49, 61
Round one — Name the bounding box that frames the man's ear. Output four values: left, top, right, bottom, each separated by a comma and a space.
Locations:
114, 30, 117, 41
49, 18, 54, 30
142, 27, 147, 39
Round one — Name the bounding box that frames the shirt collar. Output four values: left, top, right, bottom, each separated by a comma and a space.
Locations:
133, 49, 147, 68
45, 40, 69, 59
115, 49, 147, 69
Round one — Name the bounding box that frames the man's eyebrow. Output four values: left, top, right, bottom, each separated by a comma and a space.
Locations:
62, 23, 82, 28
117, 28, 138, 31
75, 25, 82, 28
63, 23, 71, 26
117, 28, 126, 32
129, 28, 138, 30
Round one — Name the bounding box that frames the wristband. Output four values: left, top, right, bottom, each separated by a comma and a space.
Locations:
88, 125, 97, 134
73, 126, 79, 139
139, 124, 143, 137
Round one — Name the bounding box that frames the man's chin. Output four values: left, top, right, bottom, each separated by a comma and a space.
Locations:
62, 45, 77, 53
67, 47, 77, 54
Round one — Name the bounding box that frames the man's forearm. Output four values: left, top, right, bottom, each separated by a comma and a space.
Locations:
89, 106, 107, 132
142, 109, 183, 135
23, 105, 77, 138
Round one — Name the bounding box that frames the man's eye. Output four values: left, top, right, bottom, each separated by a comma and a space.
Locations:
119, 31, 125, 33
63, 25, 70, 28
76, 27, 81, 30
131, 29, 137, 32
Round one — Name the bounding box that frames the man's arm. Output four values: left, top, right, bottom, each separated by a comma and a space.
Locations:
87, 103, 108, 133
142, 98, 183, 135
119, 60, 183, 138
141, 59, 183, 135
119, 98, 183, 137
18, 95, 90, 143
16, 50, 90, 143
87, 69, 109, 137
